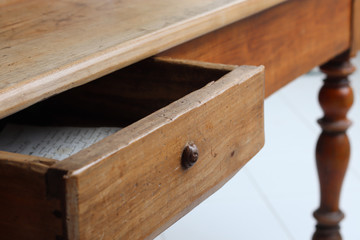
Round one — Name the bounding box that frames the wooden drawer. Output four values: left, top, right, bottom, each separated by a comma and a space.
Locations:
0, 58, 264, 240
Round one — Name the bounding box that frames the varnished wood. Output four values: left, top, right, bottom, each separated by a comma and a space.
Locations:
159, 0, 352, 97
47, 63, 265, 240
0, 0, 283, 119
351, 0, 360, 56
313, 52, 355, 240
0, 151, 62, 240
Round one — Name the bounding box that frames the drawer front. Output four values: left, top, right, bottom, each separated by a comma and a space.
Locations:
50, 60, 264, 240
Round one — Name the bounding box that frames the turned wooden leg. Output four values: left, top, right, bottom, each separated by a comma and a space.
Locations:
312, 52, 355, 240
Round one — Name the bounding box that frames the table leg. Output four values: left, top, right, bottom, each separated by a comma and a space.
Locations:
312, 51, 355, 240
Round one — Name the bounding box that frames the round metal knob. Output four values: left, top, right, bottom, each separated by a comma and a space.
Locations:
181, 142, 199, 169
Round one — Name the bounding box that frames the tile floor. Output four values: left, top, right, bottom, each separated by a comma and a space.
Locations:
155, 55, 360, 240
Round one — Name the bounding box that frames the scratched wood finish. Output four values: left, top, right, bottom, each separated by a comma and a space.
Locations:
4, 58, 236, 127
312, 52, 355, 240
48, 63, 265, 240
0, 151, 62, 240
0, 0, 283, 119
159, 0, 352, 97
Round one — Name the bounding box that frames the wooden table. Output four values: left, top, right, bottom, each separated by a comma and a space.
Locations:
0, 0, 359, 239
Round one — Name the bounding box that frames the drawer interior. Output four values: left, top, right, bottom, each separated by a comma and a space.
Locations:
0, 58, 236, 161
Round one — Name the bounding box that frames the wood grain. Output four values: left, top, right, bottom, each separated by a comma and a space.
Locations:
0, 0, 284, 119
351, 0, 360, 55
159, 0, 352, 97
48, 63, 265, 239
0, 151, 62, 240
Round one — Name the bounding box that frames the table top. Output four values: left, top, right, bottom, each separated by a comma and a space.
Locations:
0, 0, 285, 119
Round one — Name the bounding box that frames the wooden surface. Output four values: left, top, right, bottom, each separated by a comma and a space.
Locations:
0, 151, 62, 240
48, 62, 265, 239
159, 0, 352, 97
351, 0, 360, 55
0, 0, 284, 119
0, 1, 357, 239
313, 53, 355, 240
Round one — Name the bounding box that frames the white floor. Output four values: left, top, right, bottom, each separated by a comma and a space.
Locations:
155, 55, 360, 240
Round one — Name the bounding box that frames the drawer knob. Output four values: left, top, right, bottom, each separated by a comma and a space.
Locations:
181, 142, 199, 169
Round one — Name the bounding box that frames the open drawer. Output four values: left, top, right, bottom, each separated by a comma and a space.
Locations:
0, 58, 264, 240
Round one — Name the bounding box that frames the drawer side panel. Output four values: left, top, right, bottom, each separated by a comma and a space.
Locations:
0, 152, 62, 240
